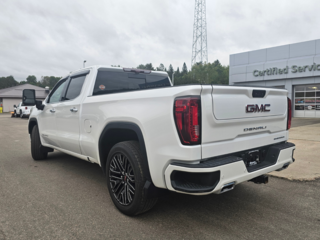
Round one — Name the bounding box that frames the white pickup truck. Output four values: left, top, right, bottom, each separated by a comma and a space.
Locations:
23, 66, 295, 215
14, 102, 32, 118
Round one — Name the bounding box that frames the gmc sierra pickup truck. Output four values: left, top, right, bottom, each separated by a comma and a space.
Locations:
22, 66, 295, 216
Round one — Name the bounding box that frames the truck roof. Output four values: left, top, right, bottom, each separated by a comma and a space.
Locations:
69, 65, 168, 78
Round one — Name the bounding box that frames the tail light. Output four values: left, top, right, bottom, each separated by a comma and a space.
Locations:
287, 97, 292, 130
174, 97, 201, 145
25, 107, 28, 110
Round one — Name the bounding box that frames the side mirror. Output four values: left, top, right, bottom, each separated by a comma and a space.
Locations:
35, 100, 45, 110
22, 89, 36, 106
23, 89, 45, 111
14, 105, 16, 108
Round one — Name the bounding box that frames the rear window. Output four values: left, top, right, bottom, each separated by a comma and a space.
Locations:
93, 69, 171, 96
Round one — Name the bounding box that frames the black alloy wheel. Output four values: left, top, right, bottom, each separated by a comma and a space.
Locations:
109, 153, 135, 206
106, 141, 158, 215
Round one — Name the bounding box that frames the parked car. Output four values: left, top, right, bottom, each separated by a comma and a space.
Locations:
23, 66, 295, 215
14, 102, 32, 118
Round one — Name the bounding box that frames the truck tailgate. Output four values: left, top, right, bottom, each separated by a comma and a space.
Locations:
201, 85, 288, 158
213, 86, 286, 120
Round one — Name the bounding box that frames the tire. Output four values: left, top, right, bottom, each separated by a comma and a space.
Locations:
31, 125, 48, 160
106, 141, 158, 216
20, 111, 23, 118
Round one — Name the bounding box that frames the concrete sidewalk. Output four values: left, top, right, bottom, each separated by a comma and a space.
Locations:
269, 118, 320, 181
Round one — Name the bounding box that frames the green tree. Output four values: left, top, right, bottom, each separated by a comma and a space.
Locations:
167, 64, 174, 79
26, 75, 37, 85
175, 67, 181, 79
137, 63, 155, 70
0, 76, 19, 89
174, 60, 229, 86
156, 63, 165, 71
39, 76, 61, 89
182, 62, 188, 75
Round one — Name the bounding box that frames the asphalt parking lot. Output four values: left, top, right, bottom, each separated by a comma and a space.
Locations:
0, 114, 319, 240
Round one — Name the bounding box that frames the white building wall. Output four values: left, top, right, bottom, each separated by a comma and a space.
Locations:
3, 98, 21, 112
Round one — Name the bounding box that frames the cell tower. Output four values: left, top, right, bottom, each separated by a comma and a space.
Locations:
191, 0, 208, 67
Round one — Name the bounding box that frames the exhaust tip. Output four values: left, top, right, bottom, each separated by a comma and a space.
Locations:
221, 181, 236, 193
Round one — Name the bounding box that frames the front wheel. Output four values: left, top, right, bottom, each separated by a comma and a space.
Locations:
106, 141, 158, 216
31, 125, 48, 160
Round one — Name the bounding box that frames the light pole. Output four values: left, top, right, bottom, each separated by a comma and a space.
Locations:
83, 60, 86, 68
172, 72, 175, 86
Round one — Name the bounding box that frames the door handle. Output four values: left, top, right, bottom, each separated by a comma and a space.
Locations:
50, 109, 55, 113
70, 107, 78, 112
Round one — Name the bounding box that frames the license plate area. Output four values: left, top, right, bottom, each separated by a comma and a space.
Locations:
238, 146, 278, 172
243, 148, 268, 168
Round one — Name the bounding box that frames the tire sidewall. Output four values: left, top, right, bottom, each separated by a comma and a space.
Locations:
31, 125, 48, 160
106, 143, 145, 215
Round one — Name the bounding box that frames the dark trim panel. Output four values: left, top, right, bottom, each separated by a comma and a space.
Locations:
28, 118, 38, 134
98, 122, 151, 179
170, 170, 220, 193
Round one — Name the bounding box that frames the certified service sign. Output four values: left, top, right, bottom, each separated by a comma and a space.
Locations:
253, 63, 320, 77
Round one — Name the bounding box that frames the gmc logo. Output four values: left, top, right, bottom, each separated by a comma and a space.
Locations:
246, 104, 270, 113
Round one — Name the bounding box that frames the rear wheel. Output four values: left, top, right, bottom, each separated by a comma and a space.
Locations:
31, 125, 48, 160
106, 141, 158, 216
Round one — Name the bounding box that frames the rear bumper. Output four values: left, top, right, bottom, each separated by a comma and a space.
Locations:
21, 110, 30, 117
164, 142, 295, 195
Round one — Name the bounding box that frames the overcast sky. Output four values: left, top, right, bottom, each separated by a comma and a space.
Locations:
1, 0, 320, 81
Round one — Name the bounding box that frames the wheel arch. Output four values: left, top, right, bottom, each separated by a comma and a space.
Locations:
99, 122, 151, 180
28, 118, 38, 134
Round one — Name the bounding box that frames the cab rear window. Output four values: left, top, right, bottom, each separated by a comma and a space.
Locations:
93, 69, 171, 96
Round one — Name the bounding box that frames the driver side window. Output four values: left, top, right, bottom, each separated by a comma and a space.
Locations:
48, 80, 67, 103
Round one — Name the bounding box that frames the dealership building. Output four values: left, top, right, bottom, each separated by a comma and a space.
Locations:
229, 39, 320, 118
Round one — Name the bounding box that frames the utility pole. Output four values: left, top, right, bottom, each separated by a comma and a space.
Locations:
191, 0, 208, 67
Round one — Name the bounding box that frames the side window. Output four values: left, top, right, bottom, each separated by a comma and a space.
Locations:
64, 75, 86, 101
48, 80, 67, 103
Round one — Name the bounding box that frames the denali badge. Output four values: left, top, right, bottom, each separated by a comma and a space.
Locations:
244, 126, 266, 132
246, 104, 270, 113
